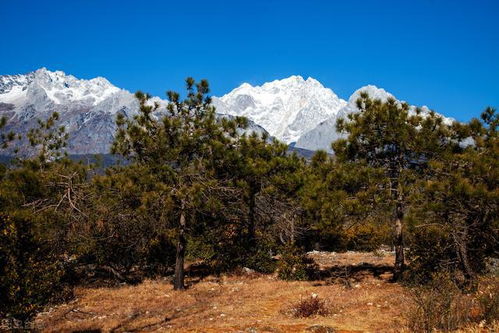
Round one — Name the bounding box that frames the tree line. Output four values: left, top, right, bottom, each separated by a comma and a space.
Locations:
0, 78, 497, 326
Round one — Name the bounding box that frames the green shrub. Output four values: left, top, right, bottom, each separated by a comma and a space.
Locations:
344, 222, 391, 252
277, 244, 313, 281
0, 213, 69, 328
246, 245, 277, 274
146, 233, 176, 276
186, 236, 215, 261
405, 226, 455, 284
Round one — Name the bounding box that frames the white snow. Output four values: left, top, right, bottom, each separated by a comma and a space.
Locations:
295, 85, 453, 152
212, 75, 347, 143
0, 85, 27, 105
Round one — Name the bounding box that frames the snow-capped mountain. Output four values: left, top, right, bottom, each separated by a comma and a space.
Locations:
295, 85, 394, 152
0, 68, 266, 155
0, 68, 450, 155
212, 75, 347, 144
0, 68, 139, 154
295, 85, 452, 152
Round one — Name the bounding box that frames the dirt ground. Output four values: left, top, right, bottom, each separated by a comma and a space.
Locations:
33, 251, 495, 332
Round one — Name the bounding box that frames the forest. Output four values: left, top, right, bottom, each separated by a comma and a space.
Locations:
0, 78, 497, 332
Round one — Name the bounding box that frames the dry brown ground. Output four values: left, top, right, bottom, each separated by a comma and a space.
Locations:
34, 252, 496, 333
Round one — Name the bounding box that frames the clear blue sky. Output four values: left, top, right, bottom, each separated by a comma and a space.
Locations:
1, 0, 498, 121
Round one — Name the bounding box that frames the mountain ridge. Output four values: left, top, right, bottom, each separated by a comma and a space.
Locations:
212, 75, 347, 144
0, 68, 450, 155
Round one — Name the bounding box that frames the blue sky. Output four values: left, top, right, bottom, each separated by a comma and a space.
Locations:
1, 0, 498, 121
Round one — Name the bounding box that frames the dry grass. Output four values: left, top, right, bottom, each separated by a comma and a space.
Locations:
33, 252, 497, 332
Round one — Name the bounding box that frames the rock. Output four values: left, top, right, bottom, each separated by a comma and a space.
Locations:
242, 267, 256, 274
305, 325, 336, 333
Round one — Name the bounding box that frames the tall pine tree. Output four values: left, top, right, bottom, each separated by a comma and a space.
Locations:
333, 93, 451, 279
112, 78, 246, 290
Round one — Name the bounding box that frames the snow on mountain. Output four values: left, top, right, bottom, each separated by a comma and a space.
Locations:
0, 68, 451, 156
0, 68, 267, 155
295, 85, 452, 152
212, 75, 347, 144
0, 68, 140, 154
0, 68, 122, 107
295, 85, 394, 152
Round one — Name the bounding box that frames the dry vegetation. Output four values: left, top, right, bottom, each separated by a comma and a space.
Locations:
32, 252, 497, 333
27, 252, 492, 332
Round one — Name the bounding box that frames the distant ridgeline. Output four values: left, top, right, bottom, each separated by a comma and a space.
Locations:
0, 154, 126, 169
0, 146, 316, 168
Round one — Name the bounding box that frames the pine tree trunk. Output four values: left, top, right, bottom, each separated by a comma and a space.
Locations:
393, 202, 405, 280
174, 203, 187, 290
391, 169, 405, 281
454, 228, 475, 290
248, 190, 256, 247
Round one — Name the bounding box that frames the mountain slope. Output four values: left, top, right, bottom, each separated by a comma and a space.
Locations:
212, 75, 347, 144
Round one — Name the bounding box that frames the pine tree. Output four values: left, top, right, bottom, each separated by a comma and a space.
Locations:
301, 149, 388, 251
112, 78, 246, 290
27, 112, 68, 164
333, 93, 451, 279
0, 116, 16, 149
409, 107, 498, 288
0, 113, 80, 328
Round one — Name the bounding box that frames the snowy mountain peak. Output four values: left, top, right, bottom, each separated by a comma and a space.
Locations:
295, 85, 452, 152
213, 75, 347, 143
0, 69, 452, 155
295, 85, 401, 152
0, 68, 122, 107
0, 68, 268, 155
0, 68, 139, 154
349, 85, 393, 103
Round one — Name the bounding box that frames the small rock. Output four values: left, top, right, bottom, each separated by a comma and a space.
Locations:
242, 267, 256, 274
305, 325, 336, 333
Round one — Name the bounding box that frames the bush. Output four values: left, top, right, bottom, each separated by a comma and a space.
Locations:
208, 234, 277, 274
406, 225, 495, 291
277, 244, 314, 281
344, 222, 391, 252
288, 294, 330, 318
405, 226, 456, 284
146, 233, 177, 276
246, 244, 277, 274
477, 280, 499, 325
0, 213, 69, 328
186, 236, 215, 262
406, 273, 481, 332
